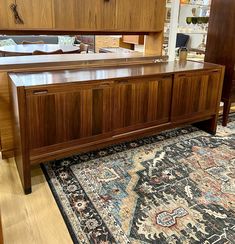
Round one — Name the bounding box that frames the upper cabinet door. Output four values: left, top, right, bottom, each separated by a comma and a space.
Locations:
8, 0, 53, 29
54, 0, 116, 30
116, 0, 165, 32
0, 0, 10, 29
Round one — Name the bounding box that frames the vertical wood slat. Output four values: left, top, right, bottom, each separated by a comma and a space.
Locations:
80, 89, 93, 138
27, 86, 113, 149
113, 77, 172, 130
172, 71, 221, 120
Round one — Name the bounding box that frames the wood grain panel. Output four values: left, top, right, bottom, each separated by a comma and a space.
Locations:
0, 0, 10, 29
116, 0, 165, 31
171, 71, 221, 121
27, 86, 113, 149
113, 77, 172, 132
54, 0, 116, 30
8, 0, 53, 29
27, 94, 56, 149
0, 72, 14, 158
55, 92, 81, 141
122, 35, 145, 45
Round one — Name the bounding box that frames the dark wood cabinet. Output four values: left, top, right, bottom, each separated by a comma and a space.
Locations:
9, 61, 224, 194
172, 70, 221, 121
205, 0, 235, 126
0, 0, 165, 32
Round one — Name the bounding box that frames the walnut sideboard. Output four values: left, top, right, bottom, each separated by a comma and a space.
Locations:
9, 61, 224, 194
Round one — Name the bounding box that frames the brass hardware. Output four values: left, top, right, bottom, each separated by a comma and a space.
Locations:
33, 90, 48, 95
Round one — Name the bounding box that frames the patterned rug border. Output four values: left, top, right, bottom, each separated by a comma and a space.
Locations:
41, 113, 235, 243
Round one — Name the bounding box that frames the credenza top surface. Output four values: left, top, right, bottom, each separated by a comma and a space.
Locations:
0, 53, 161, 70
9, 60, 222, 88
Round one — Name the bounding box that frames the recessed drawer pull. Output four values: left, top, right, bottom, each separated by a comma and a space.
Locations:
116, 80, 129, 83
99, 82, 112, 86
32, 90, 48, 95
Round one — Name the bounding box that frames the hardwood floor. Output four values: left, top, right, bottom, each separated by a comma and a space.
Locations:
0, 156, 72, 244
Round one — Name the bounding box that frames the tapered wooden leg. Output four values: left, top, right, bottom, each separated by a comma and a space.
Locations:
14, 156, 32, 195
222, 100, 231, 126
24, 187, 32, 195
193, 116, 218, 135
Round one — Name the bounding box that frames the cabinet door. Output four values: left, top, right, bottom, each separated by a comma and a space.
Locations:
54, 0, 116, 30
8, 0, 53, 29
116, 0, 165, 31
113, 76, 172, 133
26, 84, 113, 149
0, 0, 10, 29
171, 71, 221, 121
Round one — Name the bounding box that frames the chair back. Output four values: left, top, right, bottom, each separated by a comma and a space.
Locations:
32, 49, 63, 55
22, 40, 45, 45
176, 33, 190, 48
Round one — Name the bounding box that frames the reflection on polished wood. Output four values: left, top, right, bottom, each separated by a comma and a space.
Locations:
0, 53, 161, 69
0, 44, 80, 56
0, 0, 165, 33
9, 61, 221, 87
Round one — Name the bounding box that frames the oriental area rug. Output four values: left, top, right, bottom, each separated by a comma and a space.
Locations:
42, 115, 235, 244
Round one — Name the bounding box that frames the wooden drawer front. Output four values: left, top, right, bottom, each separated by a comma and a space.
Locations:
113, 77, 172, 132
171, 71, 221, 121
27, 86, 113, 149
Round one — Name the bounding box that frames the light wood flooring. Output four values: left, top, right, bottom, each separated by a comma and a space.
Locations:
0, 157, 72, 244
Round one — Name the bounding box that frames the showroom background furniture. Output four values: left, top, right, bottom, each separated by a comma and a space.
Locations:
205, 0, 235, 126
0, 35, 59, 44
176, 33, 190, 48
0, 44, 80, 56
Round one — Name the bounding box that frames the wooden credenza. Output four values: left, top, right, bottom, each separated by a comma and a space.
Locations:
9, 61, 224, 194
